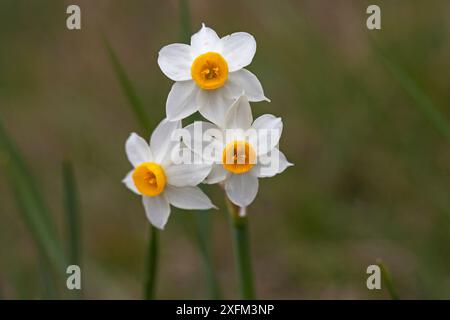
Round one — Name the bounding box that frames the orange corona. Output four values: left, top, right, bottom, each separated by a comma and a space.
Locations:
222, 141, 256, 174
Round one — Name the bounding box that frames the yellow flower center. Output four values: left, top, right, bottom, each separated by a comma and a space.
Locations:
222, 141, 256, 174
132, 162, 166, 197
191, 52, 228, 90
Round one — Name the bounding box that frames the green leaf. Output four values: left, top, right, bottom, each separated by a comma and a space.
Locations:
0, 119, 66, 281
103, 36, 151, 130
62, 161, 81, 268
377, 259, 400, 300
378, 50, 450, 142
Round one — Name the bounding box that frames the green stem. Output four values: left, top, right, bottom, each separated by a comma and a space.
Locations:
144, 226, 159, 299
226, 198, 255, 299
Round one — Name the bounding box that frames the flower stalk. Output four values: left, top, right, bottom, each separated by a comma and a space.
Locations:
225, 197, 255, 299
144, 226, 159, 300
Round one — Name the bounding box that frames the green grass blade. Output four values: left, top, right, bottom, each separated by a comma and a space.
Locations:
377, 259, 400, 300
103, 36, 151, 130
0, 119, 66, 279
62, 161, 81, 267
39, 255, 57, 299
378, 51, 450, 142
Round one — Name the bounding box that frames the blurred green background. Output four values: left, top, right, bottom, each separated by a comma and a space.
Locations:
1, 0, 450, 299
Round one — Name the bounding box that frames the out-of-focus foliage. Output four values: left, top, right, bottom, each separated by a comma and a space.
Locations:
0, 0, 449, 299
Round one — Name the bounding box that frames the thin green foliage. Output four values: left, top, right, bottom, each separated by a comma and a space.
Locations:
103, 36, 151, 130
62, 161, 81, 266
0, 119, 66, 289
378, 49, 450, 142
377, 259, 399, 300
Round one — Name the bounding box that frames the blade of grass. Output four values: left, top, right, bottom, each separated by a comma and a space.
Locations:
62, 161, 82, 299
377, 49, 450, 142
62, 161, 81, 266
0, 119, 66, 294
103, 36, 151, 130
39, 255, 57, 299
377, 259, 399, 300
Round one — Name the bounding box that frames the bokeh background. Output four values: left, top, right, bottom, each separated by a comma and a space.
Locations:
1, 0, 450, 299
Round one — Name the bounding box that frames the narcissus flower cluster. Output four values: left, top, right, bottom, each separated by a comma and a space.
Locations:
123, 24, 292, 229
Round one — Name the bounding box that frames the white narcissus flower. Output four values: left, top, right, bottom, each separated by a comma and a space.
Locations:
158, 23, 269, 127
184, 95, 293, 208
122, 119, 216, 230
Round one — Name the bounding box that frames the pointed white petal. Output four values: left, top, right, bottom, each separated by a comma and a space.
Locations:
221, 32, 256, 72
166, 81, 200, 121
122, 170, 140, 195
142, 195, 171, 230
203, 164, 229, 184
150, 119, 182, 163
226, 69, 269, 102
225, 173, 259, 207
165, 185, 216, 210
125, 132, 152, 167
250, 114, 283, 155
165, 161, 211, 187
224, 94, 253, 130
183, 121, 223, 162
157, 43, 193, 81
191, 23, 221, 56
197, 88, 234, 128
251, 148, 293, 178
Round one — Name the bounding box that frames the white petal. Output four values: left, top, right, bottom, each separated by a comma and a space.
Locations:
226, 69, 269, 102
250, 114, 283, 155
221, 32, 256, 72
203, 164, 229, 184
198, 88, 234, 128
165, 161, 211, 187
191, 23, 221, 56
157, 43, 193, 81
122, 170, 140, 195
165, 185, 216, 210
251, 148, 293, 178
150, 119, 182, 164
125, 132, 152, 167
142, 195, 171, 230
166, 81, 200, 121
225, 173, 259, 207
224, 94, 253, 130
183, 121, 223, 162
